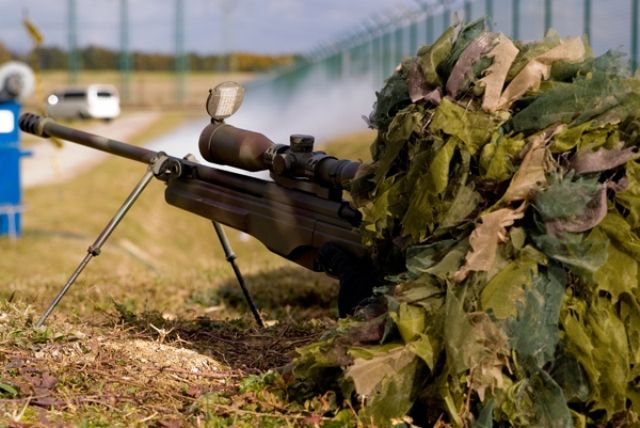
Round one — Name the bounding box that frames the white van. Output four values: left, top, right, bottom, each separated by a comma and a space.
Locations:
46, 84, 120, 121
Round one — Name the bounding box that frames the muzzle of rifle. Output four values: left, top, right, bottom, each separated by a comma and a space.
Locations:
199, 122, 362, 190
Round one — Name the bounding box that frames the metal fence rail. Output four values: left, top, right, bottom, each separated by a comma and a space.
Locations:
252, 0, 640, 100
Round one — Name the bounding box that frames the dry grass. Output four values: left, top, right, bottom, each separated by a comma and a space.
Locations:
0, 122, 372, 426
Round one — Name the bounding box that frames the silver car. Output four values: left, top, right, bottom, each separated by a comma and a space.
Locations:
46, 84, 120, 121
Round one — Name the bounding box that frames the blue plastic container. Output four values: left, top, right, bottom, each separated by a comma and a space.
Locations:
0, 100, 30, 238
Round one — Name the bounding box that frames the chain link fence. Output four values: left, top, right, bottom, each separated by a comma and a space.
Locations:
249, 0, 639, 105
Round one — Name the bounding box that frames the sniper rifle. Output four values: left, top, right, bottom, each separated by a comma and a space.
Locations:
19, 82, 368, 327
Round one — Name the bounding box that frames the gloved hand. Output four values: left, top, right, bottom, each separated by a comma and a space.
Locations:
318, 242, 380, 317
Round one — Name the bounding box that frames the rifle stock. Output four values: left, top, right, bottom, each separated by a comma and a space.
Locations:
19, 113, 365, 272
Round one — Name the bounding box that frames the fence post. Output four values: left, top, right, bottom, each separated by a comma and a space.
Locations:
544, 0, 553, 34
583, 0, 591, 42
486, 0, 494, 30
383, 30, 392, 78
395, 25, 404, 65
410, 20, 418, 55
465, 1, 472, 21
442, 1, 451, 29
512, 0, 520, 40
633, 0, 639, 73
427, 14, 435, 44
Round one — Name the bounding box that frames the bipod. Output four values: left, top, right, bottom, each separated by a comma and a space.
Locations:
35, 153, 263, 328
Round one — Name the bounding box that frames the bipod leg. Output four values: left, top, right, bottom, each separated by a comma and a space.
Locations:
212, 221, 264, 327
35, 168, 155, 328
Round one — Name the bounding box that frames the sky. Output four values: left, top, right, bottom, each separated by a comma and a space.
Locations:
0, 0, 408, 55
0, 0, 635, 57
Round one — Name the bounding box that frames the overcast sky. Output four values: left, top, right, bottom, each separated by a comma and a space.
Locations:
0, 0, 635, 56
0, 0, 408, 55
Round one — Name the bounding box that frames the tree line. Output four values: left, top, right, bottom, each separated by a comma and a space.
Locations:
0, 42, 298, 72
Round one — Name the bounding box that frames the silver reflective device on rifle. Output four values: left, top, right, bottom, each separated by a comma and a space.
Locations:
206, 81, 245, 120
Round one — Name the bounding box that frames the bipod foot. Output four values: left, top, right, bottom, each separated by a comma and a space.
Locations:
35, 167, 155, 327
212, 221, 265, 328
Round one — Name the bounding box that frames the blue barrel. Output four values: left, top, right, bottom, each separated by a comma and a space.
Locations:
0, 100, 30, 238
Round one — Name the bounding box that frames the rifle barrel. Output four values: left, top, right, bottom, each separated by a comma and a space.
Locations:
19, 113, 159, 164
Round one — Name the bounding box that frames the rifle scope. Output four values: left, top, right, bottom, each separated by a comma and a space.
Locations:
199, 121, 362, 190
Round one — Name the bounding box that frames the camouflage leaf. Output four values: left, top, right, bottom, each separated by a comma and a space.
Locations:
598, 211, 640, 260
480, 247, 542, 319
345, 345, 415, 398
534, 173, 600, 221
496, 36, 587, 110
570, 142, 640, 174
544, 184, 608, 235
356, 351, 420, 426
479, 132, 526, 183
454, 203, 526, 283
478, 34, 519, 112
615, 160, 640, 228
511, 73, 640, 133
528, 369, 573, 428
508, 266, 565, 369
406, 58, 442, 103
561, 296, 630, 417
368, 73, 411, 130
375, 104, 424, 183
429, 98, 508, 155
503, 128, 558, 202
444, 289, 509, 401
416, 24, 458, 88
447, 32, 497, 98
593, 242, 638, 303
389, 302, 426, 343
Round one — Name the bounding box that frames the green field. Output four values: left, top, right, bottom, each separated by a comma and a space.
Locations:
0, 114, 374, 425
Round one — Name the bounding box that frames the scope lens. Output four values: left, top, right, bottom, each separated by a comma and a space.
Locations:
206, 82, 245, 120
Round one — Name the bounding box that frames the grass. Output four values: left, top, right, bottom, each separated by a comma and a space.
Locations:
0, 116, 373, 426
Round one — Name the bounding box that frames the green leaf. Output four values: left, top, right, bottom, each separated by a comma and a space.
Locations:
561, 295, 630, 416
369, 73, 411, 131
444, 287, 510, 401
0, 382, 18, 398
534, 173, 599, 221
593, 242, 638, 303
416, 23, 458, 88
429, 98, 508, 156
389, 302, 426, 343
511, 73, 639, 133
479, 132, 526, 183
531, 228, 608, 274
614, 160, 640, 229
346, 346, 420, 426
472, 399, 495, 428
528, 369, 573, 428
480, 249, 540, 319
508, 265, 565, 369
375, 104, 425, 184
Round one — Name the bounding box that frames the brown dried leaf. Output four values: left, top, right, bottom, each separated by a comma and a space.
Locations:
345, 346, 415, 397
496, 37, 586, 110
570, 143, 640, 174
453, 202, 527, 282
447, 32, 498, 98
478, 34, 519, 112
407, 58, 442, 104
503, 127, 559, 202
